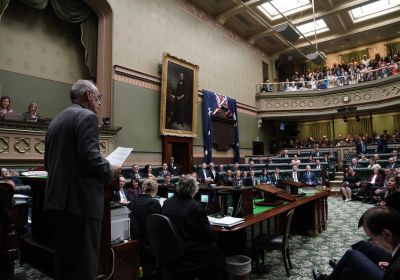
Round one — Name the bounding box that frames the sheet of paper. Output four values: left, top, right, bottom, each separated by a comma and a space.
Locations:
21, 171, 48, 177
106, 147, 133, 166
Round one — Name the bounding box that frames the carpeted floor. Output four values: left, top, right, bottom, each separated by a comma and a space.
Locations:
15, 197, 372, 280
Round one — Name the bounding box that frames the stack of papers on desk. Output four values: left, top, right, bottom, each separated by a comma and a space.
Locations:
21, 171, 48, 177
208, 216, 244, 227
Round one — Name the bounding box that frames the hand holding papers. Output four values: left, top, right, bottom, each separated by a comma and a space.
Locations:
106, 147, 133, 167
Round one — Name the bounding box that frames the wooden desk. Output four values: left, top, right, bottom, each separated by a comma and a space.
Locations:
20, 176, 139, 279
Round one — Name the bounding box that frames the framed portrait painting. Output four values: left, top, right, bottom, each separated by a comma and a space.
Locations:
160, 53, 199, 137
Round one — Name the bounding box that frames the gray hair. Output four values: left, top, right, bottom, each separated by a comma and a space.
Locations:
176, 175, 199, 198
70, 80, 97, 101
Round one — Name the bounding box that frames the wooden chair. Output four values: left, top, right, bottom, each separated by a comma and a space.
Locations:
254, 209, 295, 276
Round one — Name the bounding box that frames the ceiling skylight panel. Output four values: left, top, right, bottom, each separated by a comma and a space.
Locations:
350, 0, 400, 22
258, 0, 311, 20
296, 19, 329, 37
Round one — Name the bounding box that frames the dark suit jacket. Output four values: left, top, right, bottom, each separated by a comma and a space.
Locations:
168, 163, 180, 175
209, 168, 217, 181
44, 103, 113, 220
271, 173, 280, 186
132, 172, 145, 179
129, 194, 161, 242
221, 175, 233, 186
243, 176, 256, 187
302, 172, 318, 185
384, 247, 400, 280
367, 174, 384, 187
161, 195, 220, 266
355, 140, 366, 154
197, 168, 211, 182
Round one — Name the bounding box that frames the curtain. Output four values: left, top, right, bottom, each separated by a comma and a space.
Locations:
341, 49, 368, 64
394, 114, 400, 132
386, 41, 400, 57
309, 122, 331, 141
202, 90, 240, 164
347, 118, 371, 137
0, 0, 97, 77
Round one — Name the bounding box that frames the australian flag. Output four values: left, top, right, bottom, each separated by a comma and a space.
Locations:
202, 90, 240, 164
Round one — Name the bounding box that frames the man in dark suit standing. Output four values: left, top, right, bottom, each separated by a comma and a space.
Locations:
168, 156, 180, 175
355, 136, 367, 155
44, 80, 119, 280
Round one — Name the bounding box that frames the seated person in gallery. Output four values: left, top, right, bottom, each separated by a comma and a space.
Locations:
312, 206, 400, 280
290, 165, 301, 183
221, 169, 233, 186
271, 168, 281, 186
350, 158, 359, 169
367, 158, 381, 169
208, 162, 218, 182
22, 102, 41, 120
265, 156, 273, 165
313, 147, 322, 157
315, 159, 323, 170
129, 179, 161, 276
247, 160, 255, 171
232, 162, 240, 172
158, 162, 171, 177
358, 154, 368, 163
131, 164, 144, 179
161, 175, 224, 280
281, 149, 289, 158
114, 176, 129, 205
0, 96, 16, 118
291, 154, 301, 166
197, 162, 213, 184
261, 78, 272, 92
374, 168, 393, 201
233, 169, 244, 188
143, 164, 155, 179
259, 168, 271, 184
302, 165, 319, 186
126, 178, 143, 202
168, 156, 181, 175
341, 167, 361, 202
359, 167, 384, 203
379, 176, 400, 212
243, 169, 258, 187
159, 174, 174, 189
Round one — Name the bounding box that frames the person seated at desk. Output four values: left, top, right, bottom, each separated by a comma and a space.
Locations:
114, 176, 129, 205
259, 168, 271, 184
312, 206, 400, 280
143, 164, 155, 178
281, 149, 289, 158
208, 162, 218, 182
243, 169, 258, 187
315, 159, 323, 170
302, 165, 319, 186
313, 147, 322, 158
131, 164, 144, 179
168, 156, 180, 175
271, 167, 281, 186
198, 162, 213, 184
162, 175, 224, 280
158, 162, 171, 177
291, 154, 301, 167
221, 169, 234, 186
22, 102, 41, 120
159, 174, 174, 188
129, 178, 161, 277
1, 167, 22, 186
126, 178, 143, 202
0, 96, 16, 118
290, 165, 301, 183
233, 170, 244, 188
367, 158, 381, 170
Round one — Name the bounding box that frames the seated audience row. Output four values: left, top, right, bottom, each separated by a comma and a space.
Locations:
0, 96, 42, 119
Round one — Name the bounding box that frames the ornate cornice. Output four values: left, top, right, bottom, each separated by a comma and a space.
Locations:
256, 75, 400, 119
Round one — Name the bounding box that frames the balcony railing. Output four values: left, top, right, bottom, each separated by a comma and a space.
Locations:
257, 65, 399, 93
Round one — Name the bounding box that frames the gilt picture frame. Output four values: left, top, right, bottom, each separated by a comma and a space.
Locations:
160, 52, 199, 137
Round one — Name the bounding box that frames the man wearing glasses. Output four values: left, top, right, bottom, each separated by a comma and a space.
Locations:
45, 80, 120, 280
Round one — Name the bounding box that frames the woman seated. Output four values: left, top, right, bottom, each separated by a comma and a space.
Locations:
367, 158, 381, 169
259, 168, 271, 184
0, 96, 16, 118
143, 164, 155, 178
126, 178, 143, 201
162, 175, 223, 279
379, 175, 400, 212
340, 167, 361, 201
22, 102, 41, 120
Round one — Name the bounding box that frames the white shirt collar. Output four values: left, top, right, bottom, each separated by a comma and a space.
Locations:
392, 243, 400, 257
